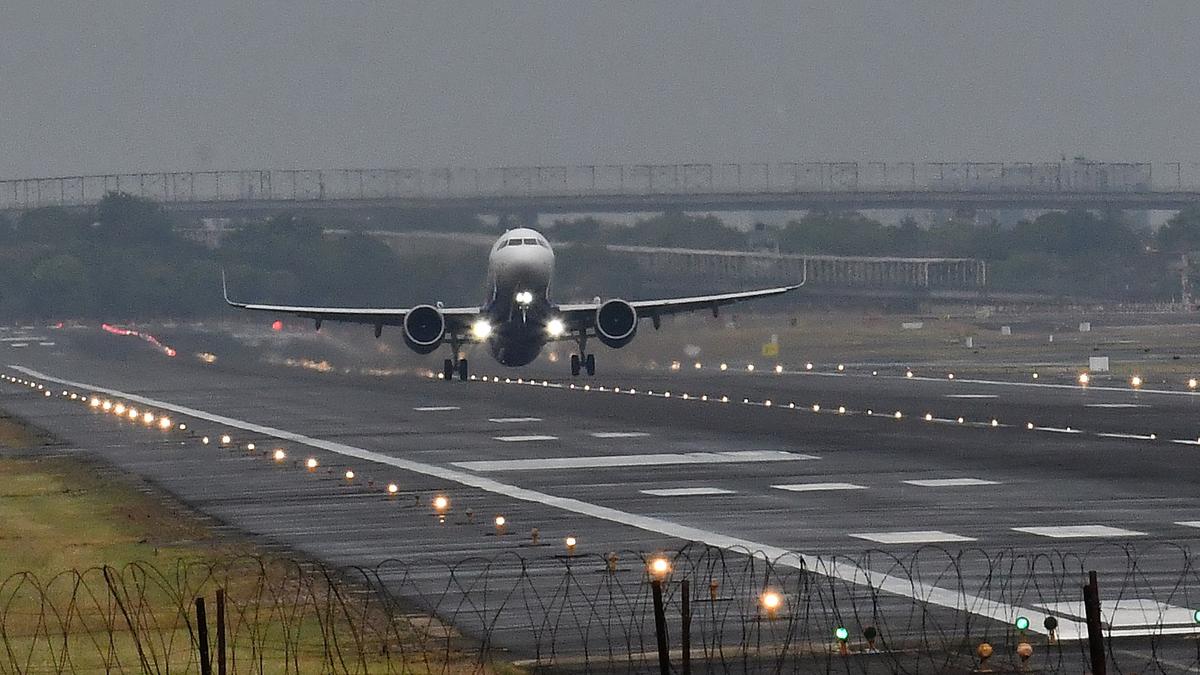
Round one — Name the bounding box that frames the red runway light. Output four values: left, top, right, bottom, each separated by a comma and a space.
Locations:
272, 320, 283, 332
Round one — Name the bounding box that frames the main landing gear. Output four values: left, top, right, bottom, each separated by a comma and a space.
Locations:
570, 331, 596, 376
443, 358, 468, 382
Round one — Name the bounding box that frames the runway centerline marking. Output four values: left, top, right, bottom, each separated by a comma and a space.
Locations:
489, 417, 543, 423
11, 364, 1091, 639
1012, 525, 1145, 539
413, 406, 460, 412
772, 482, 866, 492
640, 487, 734, 497
590, 431, 650, 438
850, 531, 975, 544
1086, 403, 1150, 409
904, 478, 999, 487
943, 394, 998, 399
493, 435, 558, 442
1175, 521, 1200, 529
453, 450, 815, 472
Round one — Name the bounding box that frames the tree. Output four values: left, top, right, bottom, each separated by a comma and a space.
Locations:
1157, 207, 1200, 253
96, 192, 173, 242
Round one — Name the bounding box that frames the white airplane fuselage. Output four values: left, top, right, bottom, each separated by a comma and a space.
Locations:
482, 228, 558, 366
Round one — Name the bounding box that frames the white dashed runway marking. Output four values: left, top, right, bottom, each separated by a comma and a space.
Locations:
1175, 521, 1200, 529
454, 450, 817, 472
903, 478, 999, 487
413, 406, 460, 412
640, 487, 734, 497
492, 435, 558, 443
1086, 403, 1150, 408
1012, 525, 1145, 539
590, 431, 651, 438
850, 530, 976, 544
944, 394, 998, 399
488, 417, 543, 423
772, 482, 866, 492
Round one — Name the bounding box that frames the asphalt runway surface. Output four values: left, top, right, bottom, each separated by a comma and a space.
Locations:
3, 331, 1200, 666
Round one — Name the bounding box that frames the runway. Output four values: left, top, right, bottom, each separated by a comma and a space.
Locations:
3, 332, 1199, 666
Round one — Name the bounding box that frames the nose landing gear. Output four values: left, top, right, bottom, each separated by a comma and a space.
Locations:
443, 339, 468, 382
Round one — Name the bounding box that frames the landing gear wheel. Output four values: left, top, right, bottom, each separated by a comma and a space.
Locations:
570, 354, 581, 377
458, 358, 469, 382
442, 359, 454, 382
585, 353, 596, 376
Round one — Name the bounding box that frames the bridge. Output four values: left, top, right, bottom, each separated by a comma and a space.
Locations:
6, 160, 1200, 217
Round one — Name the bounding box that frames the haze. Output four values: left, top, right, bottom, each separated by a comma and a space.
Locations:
2, 2, 1198, 178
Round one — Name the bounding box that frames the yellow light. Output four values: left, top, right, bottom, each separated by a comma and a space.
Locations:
345, 470, 355, 480
649, 557, 671, 578
114, 403, 126, 415
775, 364, 783, 374
306, 457, 318, 470
273, 449, 286, 461
433, 495, 449, 511
143, 412, 154, 424
128, 409, 139, 420
220, 434, 231, 445
102, 400, 112, 411
747, 364, 755, 372
471, 319, 493, 340
761, 591, 783, 613
1130, 376, 1142, 388
1078, 373, 1090, 385
565, 536, 577, 551
494, 515, 506, 528
719, 363, 728, 371
387, 483, 399, 494
90, 398, 101, 408
158, 417, 172, 430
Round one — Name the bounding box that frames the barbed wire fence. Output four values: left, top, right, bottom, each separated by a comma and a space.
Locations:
0, 543, 1198, 674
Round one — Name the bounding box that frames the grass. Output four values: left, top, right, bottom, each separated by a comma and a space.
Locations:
0, 413, 515, 674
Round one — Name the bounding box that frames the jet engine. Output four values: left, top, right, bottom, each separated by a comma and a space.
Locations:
595, 299, 638, 348
403, 305, 445, 354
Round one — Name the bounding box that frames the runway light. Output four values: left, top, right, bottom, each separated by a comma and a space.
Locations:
925, 413, 933, 421
747, 364, 755, 372
246, 442, 256, 451
720, 363, 728, 371
344, 469, 355, 480
387, 483, 399, 494
1015, 616, 1030, 632
763, 399, 771, 406
1131, 375, 1143, 389
957, 417, 964, 424
433, 495, 449, 512
775, 364, 783, 374
43, 390, 51, 397
220, 434, 231, 445
812, 404, 821, 412
565, 536, 577, 553
1027, 422, 1034, 430
128, 409, 139, 420
906, 370, 914, 378
201, 436, 210, 445
1032, 372, 1039, 379
158, 417, 172, 430
991, 419, 1000, 427
893, 411, 903, 419
1078, 372, 1090, 385
114, 403, 126, 415
838, 406, 846, 414
90, 398, 101, 408
143, 412, 154, 424
837, 364, 845, 372
835, 626, 850, 641
1190, 378, 1198, 390
178, 423, 187, 431
648, 557, 671, 578
306, 457, 318, 470
694, 362, 702, 369
273, 449, 286, 461
947, 373, 955, 380
805, 362, 813, 370
701, 395, 708, 401
494, 515, 507, 533
1194, 608, 1200, 624
69, 393, 78, 400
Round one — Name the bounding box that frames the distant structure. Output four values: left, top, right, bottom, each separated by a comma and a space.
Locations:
3, 159, 1200, 221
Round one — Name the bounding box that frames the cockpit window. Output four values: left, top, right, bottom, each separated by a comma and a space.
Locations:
536, 238, 550, 248
508, 238, 523, 247
496, 240, 509, 249
522, 238, 538, 245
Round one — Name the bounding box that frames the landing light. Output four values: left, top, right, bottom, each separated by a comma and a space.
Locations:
1190, 379, 1198, 390
545, 318, 565, 338
515, 291, 534, 306
1130, 375, 1143, 389
471, 319, 493, 340
1078, 373, 1090, 385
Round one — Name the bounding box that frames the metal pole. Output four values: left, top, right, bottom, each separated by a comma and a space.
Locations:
195, 597, 213, 675
1083, 570, 1106, 675
651, 578, 670, 675
216, 589, 227, 675
681, 579, 691, 675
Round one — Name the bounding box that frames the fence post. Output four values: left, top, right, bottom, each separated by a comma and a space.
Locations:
1083, 570, 1106, 675
651, 578, 670, 675
216, 589, 227, 675
681, 579, 691, 675
195, 597, 213, 675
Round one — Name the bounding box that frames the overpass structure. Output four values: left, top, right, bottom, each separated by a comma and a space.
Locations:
6, 161, 1200, 217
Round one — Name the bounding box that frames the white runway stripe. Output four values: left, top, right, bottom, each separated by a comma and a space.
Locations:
590, 431, 650, 438
489, 417, 543, 423
1086, 403, 1149, 408
493, 435, 558, 442
944, 394, 997, 399
10, 365, 1087, 639
640, 487, 734, 497
1175, 521, 1200, 529
772, 482, 866, 492
903, 478, 999, 487
454, 450, 817, 472
413, 406, 460, 411
850, 530, 975, 544
1012, 525, 1145, 539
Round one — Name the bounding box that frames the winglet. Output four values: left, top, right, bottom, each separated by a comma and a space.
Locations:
221, 268, 238, 306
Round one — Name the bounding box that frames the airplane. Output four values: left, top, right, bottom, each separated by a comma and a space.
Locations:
223, 227, 802, 381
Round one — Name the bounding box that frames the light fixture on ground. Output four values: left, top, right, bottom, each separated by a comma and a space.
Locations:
1078, 372, 1090, 385
1130, 375, 1143, 389
761, 591, 782, 617
387, 483, 399, 495
494, 515, 507, 534
1190, 379, 1198, 390
344, 470, 355, 480
565, 536, 577, 554
158, 417, 172, 430
306, 457, 318, 470
433, 495, 449, 512
220, 434, 231, 445
648, 557, 671, 579
273, 449, 286, 462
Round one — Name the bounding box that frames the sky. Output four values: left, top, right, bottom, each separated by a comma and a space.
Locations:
1, 2, 1199, 178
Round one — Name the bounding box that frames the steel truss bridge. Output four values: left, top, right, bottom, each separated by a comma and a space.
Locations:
6, 161, 1200, 216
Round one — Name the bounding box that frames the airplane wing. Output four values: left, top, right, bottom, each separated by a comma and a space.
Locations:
222, 272, 480, 334
554, 283, 802, 331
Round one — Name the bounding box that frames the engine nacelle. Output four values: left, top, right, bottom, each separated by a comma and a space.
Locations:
595, 299, 638, 348
403, 305, 445, 354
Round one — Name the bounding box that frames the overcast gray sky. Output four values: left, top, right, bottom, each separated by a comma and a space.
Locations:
2, 2, 1198, 178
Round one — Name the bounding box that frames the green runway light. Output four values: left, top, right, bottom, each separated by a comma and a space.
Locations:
1194, 609, 1200, 624
834, 626, 849, 641
1015, 616, 1030, 632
